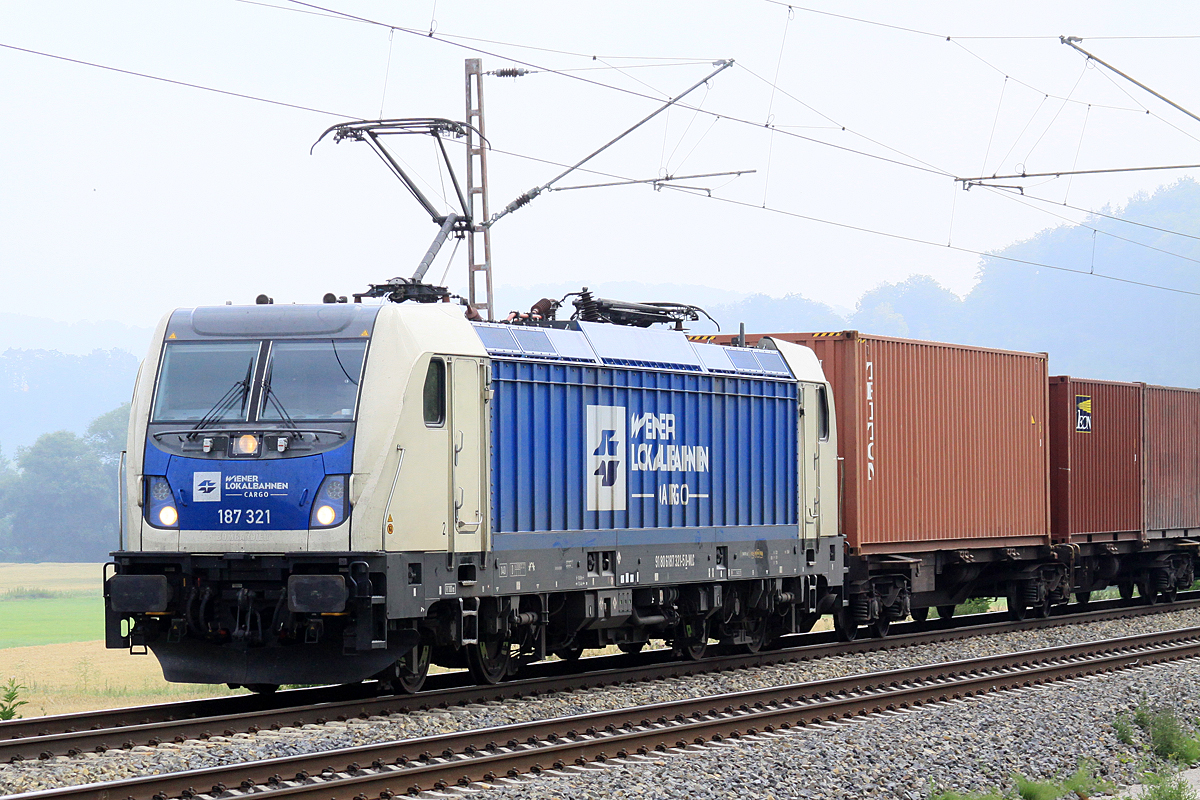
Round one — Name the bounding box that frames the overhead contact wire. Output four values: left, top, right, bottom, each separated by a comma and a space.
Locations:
0, 40, 358, 118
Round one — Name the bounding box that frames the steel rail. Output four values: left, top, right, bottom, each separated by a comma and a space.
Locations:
3, 594, 1196, 762
8, 626, 1200, 800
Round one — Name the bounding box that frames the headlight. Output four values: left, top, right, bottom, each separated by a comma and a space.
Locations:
145, 477, 179, 529
232, 434, 260, 457
310, 475, 348, 528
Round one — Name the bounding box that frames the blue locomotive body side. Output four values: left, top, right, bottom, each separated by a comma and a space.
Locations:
489, 359, 798, 550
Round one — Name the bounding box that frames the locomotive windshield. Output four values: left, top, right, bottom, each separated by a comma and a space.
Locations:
260, 340, 366, 420
152, 342, 258, 422
151, 339, 368, 423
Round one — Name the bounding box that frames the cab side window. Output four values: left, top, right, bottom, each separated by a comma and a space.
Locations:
423, 359, 446, 426
817, 385, 830, 441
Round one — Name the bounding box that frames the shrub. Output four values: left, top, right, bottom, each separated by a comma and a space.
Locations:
0, 677, 27, 720
955, 597, 994, 615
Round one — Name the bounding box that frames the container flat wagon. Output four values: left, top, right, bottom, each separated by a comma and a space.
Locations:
1049, 376, 1197, 599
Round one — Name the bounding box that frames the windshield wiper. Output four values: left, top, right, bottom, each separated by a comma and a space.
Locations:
188, 380, 250, 438
259, 380, 302, 438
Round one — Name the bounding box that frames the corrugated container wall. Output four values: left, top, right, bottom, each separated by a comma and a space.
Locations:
489, 359, 798, 536
1144, 385, 1200, 532
1047, 377, 1143, 540
750, 332, 1049, 553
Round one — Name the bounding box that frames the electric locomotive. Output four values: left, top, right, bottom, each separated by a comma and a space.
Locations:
106, 295, 844, 690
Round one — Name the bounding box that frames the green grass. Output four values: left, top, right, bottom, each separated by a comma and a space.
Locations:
0, 596, 105, 648
1133, 707, 1200, 765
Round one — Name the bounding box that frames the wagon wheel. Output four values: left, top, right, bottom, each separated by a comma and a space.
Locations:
618, 641, 645, 655
244, 683, 278, 694
909, 607, 929, 623
553, 644, 584, 662
396, 641, 432, 694
833, 606, 859, 642
1162, 588, 1179, 604
1031, 594, 1051, 618
795, 612, 822, 633
1006, 585, 1028, 621
869, 618, 890, 638
1074, 591, 1092, 607
466, 634, 512, 685
936, 605, 956, 620
1119, 581, 1135, 601
1138, 582, 1160, 605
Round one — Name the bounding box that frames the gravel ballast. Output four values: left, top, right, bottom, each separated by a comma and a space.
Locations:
474, 661, 1194, 800
3, 608, 1200, 796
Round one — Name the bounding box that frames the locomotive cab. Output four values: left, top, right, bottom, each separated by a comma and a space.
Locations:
106, 302, 484, 688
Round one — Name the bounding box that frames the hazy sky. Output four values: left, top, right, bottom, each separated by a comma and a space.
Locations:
3, 1, 1200, 327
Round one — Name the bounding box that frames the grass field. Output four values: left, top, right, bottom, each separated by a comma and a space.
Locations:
0, 563, 241, 716
1, 596, 106, 648
0, 562, 103, 596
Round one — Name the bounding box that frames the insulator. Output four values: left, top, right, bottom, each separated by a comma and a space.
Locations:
491, 68, 530, 78
575, 288, 601, 322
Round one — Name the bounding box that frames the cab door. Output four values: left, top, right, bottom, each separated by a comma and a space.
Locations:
449, 357, 486, 552
799, 383, 822, 555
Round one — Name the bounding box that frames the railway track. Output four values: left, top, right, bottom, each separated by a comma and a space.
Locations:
9, 624, 1200, 800
2, 595, 1195, 764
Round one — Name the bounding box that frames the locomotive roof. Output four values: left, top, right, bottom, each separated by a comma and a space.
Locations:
472, 320, 822, 382
165, 304, 382, 340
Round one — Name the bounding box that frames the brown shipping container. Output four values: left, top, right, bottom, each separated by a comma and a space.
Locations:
1048, 377, 1143, 541
748, 332, 1050, 554
1145, 385, 1200, 532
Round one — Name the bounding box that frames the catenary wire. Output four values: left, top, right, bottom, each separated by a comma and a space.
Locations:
982, 186, 1200, 266
277, 1, 952, 178
0, 40, 359, 119
14, 4, 1199, 295
1001, 189, 1200, 244
701, 191, 1200, 296
472, 139, 1200, 297
757, 2, 1200, 42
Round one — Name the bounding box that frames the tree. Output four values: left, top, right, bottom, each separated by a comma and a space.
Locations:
0, 417, 122, 562
86, 402, 131, 467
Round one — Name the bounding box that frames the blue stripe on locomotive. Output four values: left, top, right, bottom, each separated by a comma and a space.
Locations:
142, 439, 351, 530
489, 359, 798, 546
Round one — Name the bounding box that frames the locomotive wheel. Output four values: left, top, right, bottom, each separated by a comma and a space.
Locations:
676, 618, 709, 660
618, 641, 646, 655
396, 642, 432, 694
553, 645, 584, 662
869, 618, 890, 638
936, 605, 956, 620
741, 613, 771, 654
1119, 582, 1135, 601
466, 636, 512, 685
909, 607, 929, 623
